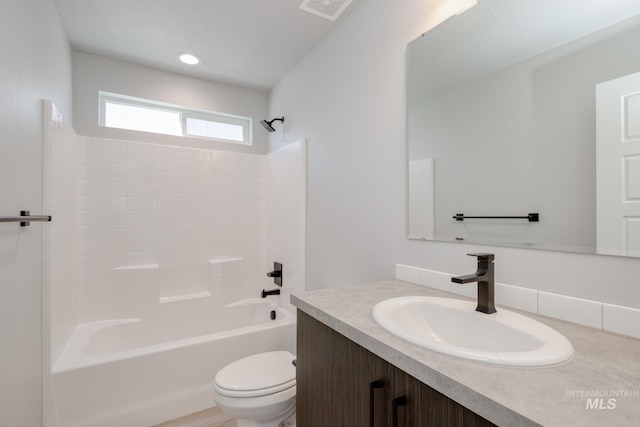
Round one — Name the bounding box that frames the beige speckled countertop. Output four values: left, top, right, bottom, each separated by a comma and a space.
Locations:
291, 281, 640, 427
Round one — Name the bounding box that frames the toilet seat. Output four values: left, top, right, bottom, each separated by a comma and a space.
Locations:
215, 351, 296, 398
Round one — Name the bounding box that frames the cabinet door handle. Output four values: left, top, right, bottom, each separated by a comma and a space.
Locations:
369, 380, 384, 427
392, 395, 408, 427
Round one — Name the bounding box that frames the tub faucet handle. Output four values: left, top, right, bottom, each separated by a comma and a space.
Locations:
267, 262, 283, 286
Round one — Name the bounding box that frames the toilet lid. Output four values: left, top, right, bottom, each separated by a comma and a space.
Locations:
215, 351, 296, 397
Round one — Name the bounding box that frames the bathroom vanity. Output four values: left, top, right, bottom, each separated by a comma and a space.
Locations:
292, 281, 640, 426
296, 310, 494, 426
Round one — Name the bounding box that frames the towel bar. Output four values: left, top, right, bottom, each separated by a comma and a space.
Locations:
0, 211, 52, 226
453, 213, 539, 222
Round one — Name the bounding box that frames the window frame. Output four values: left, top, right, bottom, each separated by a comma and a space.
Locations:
98, 91, 253, 146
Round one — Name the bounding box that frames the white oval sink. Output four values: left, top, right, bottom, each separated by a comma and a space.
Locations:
372, 296, 573, 367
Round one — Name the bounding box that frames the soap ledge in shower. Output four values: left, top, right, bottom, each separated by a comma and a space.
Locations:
114, 264, 160, 271
159, 291, 212, 304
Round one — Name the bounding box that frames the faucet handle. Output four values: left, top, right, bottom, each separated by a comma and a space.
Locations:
467, 253, 494, 262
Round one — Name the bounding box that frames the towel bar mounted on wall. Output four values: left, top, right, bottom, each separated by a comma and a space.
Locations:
453, 213, 539, 222
0, 210, 52, 227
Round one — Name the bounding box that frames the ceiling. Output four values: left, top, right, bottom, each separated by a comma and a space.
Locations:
53, 0, 353, 92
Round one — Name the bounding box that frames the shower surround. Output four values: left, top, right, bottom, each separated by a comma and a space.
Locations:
42, 101, 306, 426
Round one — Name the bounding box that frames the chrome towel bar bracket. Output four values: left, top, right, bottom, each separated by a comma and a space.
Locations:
0, 211, 52, 226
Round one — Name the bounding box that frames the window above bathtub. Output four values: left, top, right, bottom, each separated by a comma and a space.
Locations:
98, 92, 252, 146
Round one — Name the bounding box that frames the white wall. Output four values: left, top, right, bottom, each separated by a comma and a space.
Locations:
269, 0, 640, 309
0, 1, 72, 426
72, 51, 270, 154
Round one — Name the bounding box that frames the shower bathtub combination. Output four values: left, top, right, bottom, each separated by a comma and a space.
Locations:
43, 103, 306, 427
52, 298, 296, 427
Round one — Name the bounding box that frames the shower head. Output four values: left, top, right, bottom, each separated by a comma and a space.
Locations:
260, 116, 285, 132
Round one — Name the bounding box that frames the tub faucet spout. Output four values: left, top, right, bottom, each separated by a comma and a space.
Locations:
261, 288, 281, 298
451, 253, 496, 314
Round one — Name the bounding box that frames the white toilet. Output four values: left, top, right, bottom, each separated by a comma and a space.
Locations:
213, 351, 296, 427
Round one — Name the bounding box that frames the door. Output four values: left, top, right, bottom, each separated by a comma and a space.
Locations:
596, 72, 640, 257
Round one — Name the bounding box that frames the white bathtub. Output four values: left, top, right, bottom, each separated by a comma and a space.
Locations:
52, 298, 296, 427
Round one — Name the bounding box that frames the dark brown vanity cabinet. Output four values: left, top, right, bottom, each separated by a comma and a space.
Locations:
296, 310, 390, 426
297, 311, 495, 427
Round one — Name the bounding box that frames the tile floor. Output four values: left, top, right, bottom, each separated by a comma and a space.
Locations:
155, 406, 295, 427
154, 407, 235, 427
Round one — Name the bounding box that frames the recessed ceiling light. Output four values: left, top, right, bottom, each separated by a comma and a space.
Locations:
177, 53, 200, 65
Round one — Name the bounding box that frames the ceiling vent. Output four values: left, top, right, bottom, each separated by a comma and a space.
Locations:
299, 0, 354, 21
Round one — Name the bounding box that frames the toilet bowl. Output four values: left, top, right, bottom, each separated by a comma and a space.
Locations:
214, 351, 296, 427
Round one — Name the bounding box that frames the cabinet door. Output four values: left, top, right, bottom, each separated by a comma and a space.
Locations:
390, 366, 495, 427
297, 311, 390, 427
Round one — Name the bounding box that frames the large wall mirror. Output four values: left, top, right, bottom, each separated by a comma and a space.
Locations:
407, 0, 640, 257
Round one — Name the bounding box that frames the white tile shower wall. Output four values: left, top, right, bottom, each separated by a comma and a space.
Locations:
77, 139, 266, 321
208, 258, 248, 305
263, 140, 307, 314
47, 125, 306, 343
43, 101, 83, 366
